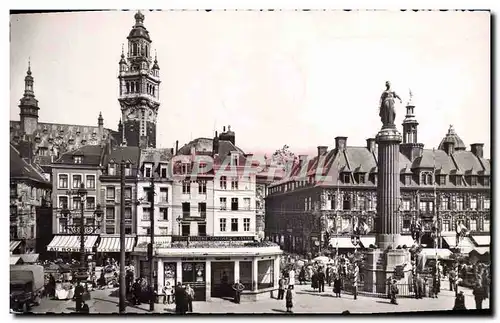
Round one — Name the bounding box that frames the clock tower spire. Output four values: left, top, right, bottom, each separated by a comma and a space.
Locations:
118, 10, 160, 148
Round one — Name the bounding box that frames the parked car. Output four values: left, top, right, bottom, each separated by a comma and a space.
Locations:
10, 265, 45, 313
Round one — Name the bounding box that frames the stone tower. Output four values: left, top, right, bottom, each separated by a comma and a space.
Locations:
400, 90, 424, 161
118, 10, 161, 148
19, 61, 40, 136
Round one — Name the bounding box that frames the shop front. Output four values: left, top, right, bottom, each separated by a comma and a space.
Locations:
46, 235, 99, 261
95, 235, 136, 266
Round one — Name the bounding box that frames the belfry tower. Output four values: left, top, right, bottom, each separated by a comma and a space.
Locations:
118, 11, 161, 148
19, 60, 40, 136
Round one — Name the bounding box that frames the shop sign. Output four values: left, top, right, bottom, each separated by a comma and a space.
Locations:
48, 247, 89, 253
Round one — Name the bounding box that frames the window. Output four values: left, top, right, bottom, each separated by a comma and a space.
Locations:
220, 197, 227, 210
86, 197, 95, 209
402, 219, 411, 232
198, 203, 207, 217
74, 156, 82, 164
198, 180, 207, 194
243, 218, 250, 232
143, 187, 151, 202
72, 175, 82, 188
86, 175, 95, 189
483, 177, 490, 186
181, 163, 190, 175
198, 223, 206, 236
232, 154, 239, 166
231, 218, 238, 232
182, 181, 191, 194
358, 174, 365, 184
484, 199, 490, 210
58, 196, 69, 209
106, 187, 115, 200
220, 176, 227, 189
182, 202, 190, 217
456, 197, 464, 211
220, 218, 227, 232
145, 164, 152, 178
257, 259, 275, 289
455, 176, 462, 186
419, 201, 426, 212
106, 207, 115, 220
469, 219, 477, 231
439, 176, 446, 185
72, 197, 82, 210
58, 174, 68, 188
159, 227, 168, 235
144, 227, 151, 235
160, 207, 168, 220
160, 165, 167, 178
142, 208, 151, 221
124, 165, 131, 176
402, 199, 410, 211
231, 177, 239, 190
470, 176, 477, 186
106, 226, 115, 234
442, 220, 451, 232
182, 224, 190, 237
124, 187, 132, 200
357, 196, 365, 210
470, 198, 477, 210
72, 217, 82, 227
10, 184, 16, 197
231, 198, 239, 211
108, 163, 116, 176
243, 198, 251, 211
342, 195, 351, 210
440, 197, 449, 210
125, 208, 132, 224
125, 226, 132, 234
160, 188, 168, 202
483, 219, 490, 232
342, 173, 350, 183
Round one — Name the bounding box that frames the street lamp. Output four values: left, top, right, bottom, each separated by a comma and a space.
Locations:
60, 183, 103, 281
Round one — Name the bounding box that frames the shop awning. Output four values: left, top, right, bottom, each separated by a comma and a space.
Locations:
443, 236, 475, 252
419, 248, 453, 260
470, 247, 490, 255
10, 240, 22, 253
10, 256, 22, 265
360, 236, 376, 248
328, 237, 355, 248
20, 253, 39, 263
46, 235, 99, 253
134, 236, 172, 252
471, 235, 490, 246
398, 235, 415, 247
97, 236, 136, 252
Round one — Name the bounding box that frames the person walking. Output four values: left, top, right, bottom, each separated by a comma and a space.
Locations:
232, 280, 245, 304
449, 268, 457, 293
389, 279, 399, 305
74, 280, 85, 312
298, 267, 306, 285
311, 271, 318, 291
163, 282, 173, 305
277, 276, 285, 300
317, 268, 326, 293
185, 284, 195, 312
285, 286, 293, 313
288, 268, 296, 290
132, 279, 142, 305
333, 274, 342, 298
174, 282, 186, 314
473, 282, 485, 310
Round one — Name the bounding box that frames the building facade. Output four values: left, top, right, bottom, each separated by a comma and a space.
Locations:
265, 101, 491, 256
10, 145, 52, 255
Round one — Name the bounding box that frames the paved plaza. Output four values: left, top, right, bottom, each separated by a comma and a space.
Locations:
30, 279, 489, 314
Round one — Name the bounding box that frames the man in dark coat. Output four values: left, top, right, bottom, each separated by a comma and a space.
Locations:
473, 282, 485, 310
277, 276, 285, 300
453, 291, 467, 310
132, 279, 141, 305
74, 281, 85, 312
175, 282, 186, 314
317, 268, 326, 293
232, 280, 245, 304
333, 274, 342, 298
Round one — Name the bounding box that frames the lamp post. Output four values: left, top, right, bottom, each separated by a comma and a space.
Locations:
60, 183, 103, 281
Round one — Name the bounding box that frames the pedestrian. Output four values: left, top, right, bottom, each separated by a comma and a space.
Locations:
298, 267, 306, 285
288, 267, 295, 290
277, 276, 285, 300
174, 282, 186, 314
453, 291, 467, 311
49, 274, 56, 298
163, 281, 173, 305
185, 284, 195, 312
317, 268, 326, 293
473, 282, 485, 310
80, 301, 90, 314
74, 280, 85, 312
389, 279, 399, 305
232, 280, 245, 304
311, 271, 318, 291
285, 286, 293, 313
415, 273, 424, 299
333, 274, 342, 298
131, 279, 141, 305
326, 265, 331, 286
449, 268, 457, 293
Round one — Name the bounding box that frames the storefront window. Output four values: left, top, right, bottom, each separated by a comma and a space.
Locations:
257, 259, 274, 289
163, 262, 177, 287
239, 261, 253, 291
182, 262, 205, 283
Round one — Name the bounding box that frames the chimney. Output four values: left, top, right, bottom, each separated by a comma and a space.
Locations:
335, 136, 347, 151
317, 146, 328, 156
175, 140, 179, 154
443, 141, 455, 156
366, 138, 376, 153
212, 131, 219, 156
470, 143, 484, 158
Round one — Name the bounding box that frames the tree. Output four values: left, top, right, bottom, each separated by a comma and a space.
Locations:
271, 144, 297, 173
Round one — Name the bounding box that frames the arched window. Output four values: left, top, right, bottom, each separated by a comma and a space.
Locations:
133, 43, 138, 56
427, 174, 433, 185
131, 82, 135, 92
145, 45, 148, 57
152, 87, 155, 96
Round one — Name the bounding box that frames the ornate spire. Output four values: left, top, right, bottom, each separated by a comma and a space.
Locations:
407, 88, 413, 106
152, 49, 160, 70
27, 57, 32, 76
98, 112, 103, 126
134, 10, 145, 26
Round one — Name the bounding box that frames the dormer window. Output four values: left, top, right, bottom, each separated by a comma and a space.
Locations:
74, 156, 83, 164
125, 164, 132, 176
108, 163, 116, 176
483, 177, 490, 186
438, 175, 446, 185
455, 175, 462, 186
342, 173, 350, 184
144, 164, 152, 178
160, 164, 167, 178
470, 176, 477, 186
357, 173, 365, 184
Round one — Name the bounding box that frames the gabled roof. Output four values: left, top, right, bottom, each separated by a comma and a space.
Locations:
177, 137, 245, 157
139, 148, 174, 177
10, 145, 50, 185
53, 145, 105, 166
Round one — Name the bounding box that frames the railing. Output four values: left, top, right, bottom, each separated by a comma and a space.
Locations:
341, 280, 436, 298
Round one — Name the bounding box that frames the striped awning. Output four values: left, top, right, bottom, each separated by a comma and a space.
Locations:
46, 235, 99, 253
470, 247, 490, 255
97, 237, 136, 252
471, 235, 490, 246
134, 236, 171, 252
10, 240, 22, 253
10, 256, 21, 265
359, 236, 376, 248
328, 237, 355, 248
443, 236, 475, 252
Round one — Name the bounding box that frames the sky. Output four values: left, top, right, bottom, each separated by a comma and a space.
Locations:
9, 10, 491, 158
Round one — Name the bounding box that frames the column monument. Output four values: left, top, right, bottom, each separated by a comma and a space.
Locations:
363, 81, 411, 294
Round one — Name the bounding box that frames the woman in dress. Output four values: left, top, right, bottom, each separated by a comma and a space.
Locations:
285, 286, 293, 313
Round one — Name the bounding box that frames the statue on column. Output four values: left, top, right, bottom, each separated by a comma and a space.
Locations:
379, 81, 402, 128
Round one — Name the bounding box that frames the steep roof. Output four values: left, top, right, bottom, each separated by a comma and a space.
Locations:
10, 145, 50, 185
104, 146, 141, 166
53, 145, 105, 166
453, 150, 485, 175
177, 137, 245, 156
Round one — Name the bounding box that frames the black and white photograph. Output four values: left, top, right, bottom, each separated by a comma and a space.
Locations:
7, 6, 492, 315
